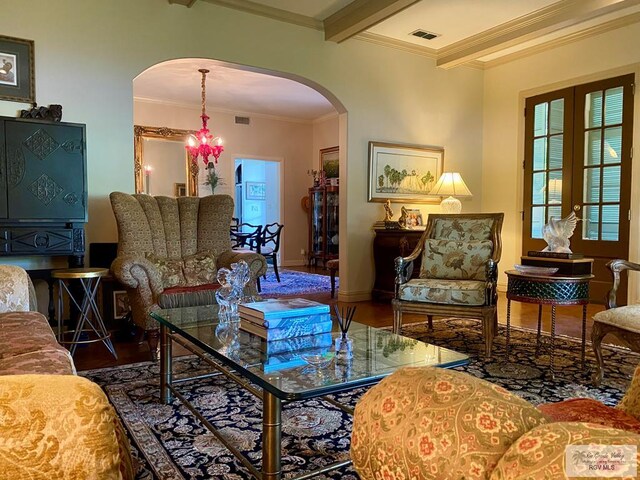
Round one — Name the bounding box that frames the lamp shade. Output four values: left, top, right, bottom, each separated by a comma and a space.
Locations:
429, 172, 473, 197
430, 172, 472, 214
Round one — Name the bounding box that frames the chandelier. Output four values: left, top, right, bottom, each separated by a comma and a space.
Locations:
186, 69, 223, 166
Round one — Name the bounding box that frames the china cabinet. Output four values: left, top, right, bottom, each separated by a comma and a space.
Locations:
308, 185, 338, 266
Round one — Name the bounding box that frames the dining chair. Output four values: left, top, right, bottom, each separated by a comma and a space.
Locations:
230, 223, 263, 291
260, 223, 284, 282
230, 223, 262, 252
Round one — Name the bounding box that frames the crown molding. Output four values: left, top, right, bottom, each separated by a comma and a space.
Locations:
133, 96, 328, 125
436, 0, 640, 68
484, 10, 640, 68
200, 0, 322, 30
313, 111, 339, 125
355, 31, 437, 58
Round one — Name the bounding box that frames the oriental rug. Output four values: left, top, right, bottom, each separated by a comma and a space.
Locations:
259, 270, 336, 298
81, 318, 639, 479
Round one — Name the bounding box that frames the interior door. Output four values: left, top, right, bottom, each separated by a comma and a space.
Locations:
522, 74, 634, 304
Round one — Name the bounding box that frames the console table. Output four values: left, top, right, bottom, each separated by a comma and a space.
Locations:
505, 270, 593, 379
372, 228, 424, 301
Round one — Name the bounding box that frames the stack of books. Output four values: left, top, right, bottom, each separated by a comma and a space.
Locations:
239, 298, 332, 341
239, 298, 334, 373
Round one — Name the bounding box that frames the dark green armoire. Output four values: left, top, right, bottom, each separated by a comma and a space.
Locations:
0, 116, 87, 266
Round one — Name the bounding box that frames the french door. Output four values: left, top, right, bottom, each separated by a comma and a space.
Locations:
523, 74, 634, 303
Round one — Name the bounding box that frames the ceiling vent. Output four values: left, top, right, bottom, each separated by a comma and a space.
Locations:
235, 116, 250, 125
410, 29, 440, 40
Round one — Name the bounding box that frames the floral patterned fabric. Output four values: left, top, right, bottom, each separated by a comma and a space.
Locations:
489, 422, 640, 480
618, 366, 640, 421
110, 192, 267, 331
539, 398, 640, 434
399, 278, 487, 305
351, 367, 547, 480
183, 250, 217, 286
0, 374, 134, 480
420, 239, 493, 280
145, 253, 186, 289
593, 304, 640, 334
433, 218, 495, 241
0, 265, 31, 313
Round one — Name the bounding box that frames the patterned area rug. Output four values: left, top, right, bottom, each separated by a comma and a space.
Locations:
259, 270, 336, 298
81, 318, 639, 480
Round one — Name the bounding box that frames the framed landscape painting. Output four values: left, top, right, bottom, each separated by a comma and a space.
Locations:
368, 141, 443, 203
320, 146, 339, 178
0, 36, 34, 103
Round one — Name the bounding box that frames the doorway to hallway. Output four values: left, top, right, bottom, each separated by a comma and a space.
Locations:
234, 157, 282, 229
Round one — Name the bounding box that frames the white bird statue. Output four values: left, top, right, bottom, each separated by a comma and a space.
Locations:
542, 212, 579, 254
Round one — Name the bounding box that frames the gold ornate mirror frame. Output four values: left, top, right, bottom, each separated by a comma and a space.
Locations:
134, 125, 199, 196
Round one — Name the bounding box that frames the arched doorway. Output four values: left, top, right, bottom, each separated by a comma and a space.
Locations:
132, 58, 347, 282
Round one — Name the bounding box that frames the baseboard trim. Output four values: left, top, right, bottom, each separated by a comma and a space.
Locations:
281, 260, 307, 267
337, 291, 372, 302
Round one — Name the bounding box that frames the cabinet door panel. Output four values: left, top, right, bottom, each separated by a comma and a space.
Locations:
5, 121, 86, 221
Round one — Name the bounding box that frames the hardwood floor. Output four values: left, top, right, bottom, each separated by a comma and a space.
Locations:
73, 265, 607, 371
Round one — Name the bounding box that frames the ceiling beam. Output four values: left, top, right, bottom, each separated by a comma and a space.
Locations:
437, 0, 640, 69
168, 0, 198, 7
324, 0, 420, 43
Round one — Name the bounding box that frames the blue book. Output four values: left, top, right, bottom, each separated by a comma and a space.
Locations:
241, 312, 332, 330
241, 318, 333, 341
261, 332, 333, 355
239, 298, 329, 323
260, 334, 333, 373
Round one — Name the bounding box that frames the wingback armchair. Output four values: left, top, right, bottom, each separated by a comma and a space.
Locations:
110, 192, 267, 353
392, 213, 504, 358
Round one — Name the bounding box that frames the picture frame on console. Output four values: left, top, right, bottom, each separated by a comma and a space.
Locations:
0, 35, 35, 103
404, 208, 423, 228
368, 141, 443, 203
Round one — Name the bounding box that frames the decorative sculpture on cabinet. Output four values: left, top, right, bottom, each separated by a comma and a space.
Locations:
542, 212, 579, 254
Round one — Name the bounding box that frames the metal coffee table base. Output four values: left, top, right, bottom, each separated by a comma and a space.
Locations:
159, 324, 352, 480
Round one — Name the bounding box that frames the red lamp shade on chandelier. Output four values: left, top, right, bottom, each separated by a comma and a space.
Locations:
186, 68, 223, 166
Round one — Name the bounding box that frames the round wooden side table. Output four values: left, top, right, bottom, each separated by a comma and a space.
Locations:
505, 270, 593, 378
52, 267, 117, 358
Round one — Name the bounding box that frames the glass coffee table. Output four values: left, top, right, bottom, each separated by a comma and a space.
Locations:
150, 305, 469, 480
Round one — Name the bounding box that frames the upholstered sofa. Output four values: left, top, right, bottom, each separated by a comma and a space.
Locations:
0, 265, 134, 479
110, 192, 267, 353
352, 367, 640, 479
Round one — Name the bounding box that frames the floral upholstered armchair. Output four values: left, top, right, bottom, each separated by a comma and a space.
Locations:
352, 367, 640, 480
110, 192, 267, 354
392, 213, 504, 358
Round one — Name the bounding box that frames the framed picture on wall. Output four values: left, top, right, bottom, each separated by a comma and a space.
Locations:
320, 146, 339, 179
174, 182, 186, 197
246, 182, 266, 200
368, 141, 443, 203
0, 35, 34, 103
113, 291, 131, 320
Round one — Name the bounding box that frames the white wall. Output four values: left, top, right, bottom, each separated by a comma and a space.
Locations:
483, 22, 640, 301
1, 0, 485, 300
135, 99, 311, 266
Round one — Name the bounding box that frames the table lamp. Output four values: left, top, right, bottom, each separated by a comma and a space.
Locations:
430, 172, 472, 214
